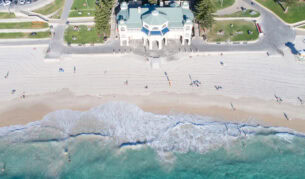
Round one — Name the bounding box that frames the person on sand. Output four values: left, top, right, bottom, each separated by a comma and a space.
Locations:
4, 71, 9, 79
283, 113, 290, 120
297, 97, 303, 105
73, 66, 76, 73
21, 92, 26, 99
230, 103, 236, 111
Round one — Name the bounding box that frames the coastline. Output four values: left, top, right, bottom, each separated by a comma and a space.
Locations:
0, 89, 304, 133
0, 46, 305, 133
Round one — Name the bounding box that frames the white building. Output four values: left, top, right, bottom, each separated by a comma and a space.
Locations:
116, 1, 194, 50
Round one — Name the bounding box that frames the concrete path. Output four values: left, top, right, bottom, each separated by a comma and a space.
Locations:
57, 0, 295, 57
46, 0, 74, 58
214, 0, 244, 16
0, 17, 44, 23
0, 0, 296, 58
190, 0, 295, 55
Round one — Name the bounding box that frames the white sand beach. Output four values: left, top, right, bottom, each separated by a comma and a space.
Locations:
0, 45, 304, 132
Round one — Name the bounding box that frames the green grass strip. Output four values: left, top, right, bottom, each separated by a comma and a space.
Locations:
0, 31, 51, 39
33, 0, 65, 16
206, 20, 259, 42
0, 12, 16, 19
64, 25, 104, 44
212, 0, 235, 10
255, 0, 305, 23
0, 22, 48, 29
69, 9, 95, 17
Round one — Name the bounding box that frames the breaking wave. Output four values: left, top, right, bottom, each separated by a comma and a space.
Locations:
0, 102, 304, 153
1, 102, 305, 178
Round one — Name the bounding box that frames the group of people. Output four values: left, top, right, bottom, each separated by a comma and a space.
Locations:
58, 66, 76, 73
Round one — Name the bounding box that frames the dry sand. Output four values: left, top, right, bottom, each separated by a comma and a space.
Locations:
0, 45, 304, 132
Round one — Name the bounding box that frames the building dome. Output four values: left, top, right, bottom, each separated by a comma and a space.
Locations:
142, 10, 168, 26
120, 2, 128, 10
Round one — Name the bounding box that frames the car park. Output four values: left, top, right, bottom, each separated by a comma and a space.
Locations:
3, 0, 11, 6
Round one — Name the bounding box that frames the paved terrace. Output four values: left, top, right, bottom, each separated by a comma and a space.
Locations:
0, 0, 297, 58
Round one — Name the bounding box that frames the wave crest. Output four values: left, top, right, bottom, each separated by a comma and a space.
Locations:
0, 102, 303, 154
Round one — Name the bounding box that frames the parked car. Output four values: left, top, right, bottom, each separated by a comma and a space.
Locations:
3, 0, 11, 6
19, 0, 25, 5
25, 0, 31, 4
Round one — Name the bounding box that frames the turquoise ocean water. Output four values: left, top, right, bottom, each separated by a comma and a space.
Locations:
0, 102, 305, 178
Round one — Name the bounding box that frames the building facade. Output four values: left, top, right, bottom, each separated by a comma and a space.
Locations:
116, 1, 194, 50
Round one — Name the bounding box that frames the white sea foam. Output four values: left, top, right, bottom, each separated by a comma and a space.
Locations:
0, 102, 303, 154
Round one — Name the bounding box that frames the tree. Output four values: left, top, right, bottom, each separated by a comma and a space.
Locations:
95, 0, 114, 37
148, 0, 157, 5
195, 0, 215, 29
283, 0, 297, 13
274, 0, 297, 13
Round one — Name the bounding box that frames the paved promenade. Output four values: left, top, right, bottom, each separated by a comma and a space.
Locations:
0, 0, 298, 57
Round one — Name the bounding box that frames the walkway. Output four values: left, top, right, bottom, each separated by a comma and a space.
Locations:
214, 0, 245, 16
0, 0, 297, 58
59, 0, 295, 57
46, 0, 74, 58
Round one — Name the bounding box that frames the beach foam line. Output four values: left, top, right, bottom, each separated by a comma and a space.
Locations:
0, 102, 304, 154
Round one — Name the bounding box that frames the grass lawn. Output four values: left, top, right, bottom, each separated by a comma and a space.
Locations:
50, 8, 63, 19
218, 9, 260, 17
256, 0, 305, 23
0, 31, 51, 39
33, 0, 66, 16
0, 22, 48, 29
0, 12, 16, 19
69, 9, 95, 17
206, 20, 259, 42
69, 0, 96, 17
212, 0, 235, 10
64, 25, 104, 44
300, 25, 305, 29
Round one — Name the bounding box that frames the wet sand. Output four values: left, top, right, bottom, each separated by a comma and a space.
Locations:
0, 89, 304, 132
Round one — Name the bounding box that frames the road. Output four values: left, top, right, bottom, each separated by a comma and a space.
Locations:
57, 0, 296, 57
190, 0, 295, 54
0, 0, 297, 57
46, 0, 74, 58
0, 0, 53, 12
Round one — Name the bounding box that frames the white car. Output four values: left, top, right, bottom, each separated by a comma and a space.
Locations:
19, 0, 25, 5
3, 0, 11, 6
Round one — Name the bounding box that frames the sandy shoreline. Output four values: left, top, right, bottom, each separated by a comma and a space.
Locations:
0, 44, 305, 133
0, 89, 304, 133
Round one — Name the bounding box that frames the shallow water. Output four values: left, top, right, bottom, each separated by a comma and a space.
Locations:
0, 102, 305, 178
